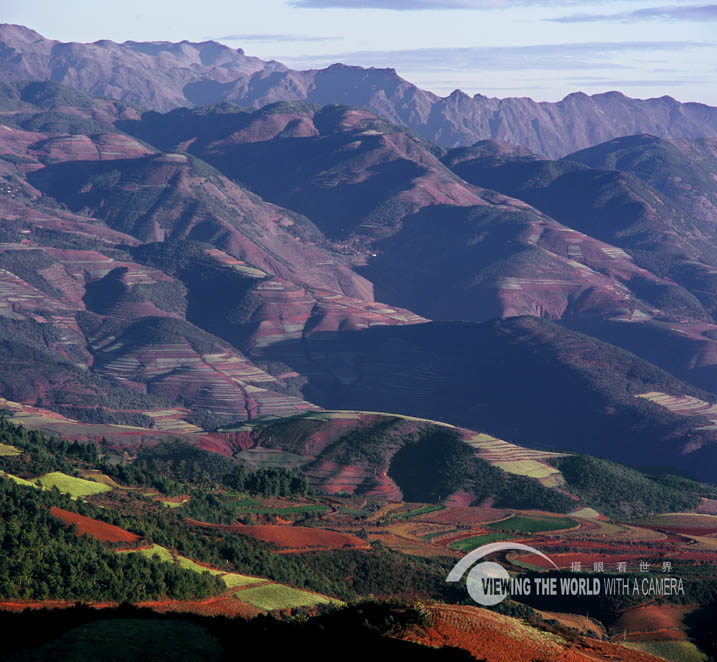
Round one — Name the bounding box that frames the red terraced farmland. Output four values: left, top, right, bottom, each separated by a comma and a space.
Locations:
50, 507, 141, 543
188, 521, 368, 551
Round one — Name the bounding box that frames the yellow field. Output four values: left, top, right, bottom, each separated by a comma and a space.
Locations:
120, 548, 268, 588
159, 498, 190, 508
221, 573, 266, 588
35, 471, 113, 498
176, 556, 223, 574
78, 470, 121, 487
0, 442, 21, 456
569, 508, 601, 519
492, 460, 560, 479
1, 470, 39, 488
463, 434, 565, 484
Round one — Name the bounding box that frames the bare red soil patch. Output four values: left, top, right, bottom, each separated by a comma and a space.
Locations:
145, 595, 262, 619
187, 520, 368, 551
50, 507, 140, 544
0, 595, 261, 619
421, 505, 512, 526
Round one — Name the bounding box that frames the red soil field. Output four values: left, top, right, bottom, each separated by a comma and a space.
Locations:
187, 520, 369, 551
0, 595, 262, 619
648, 525, 717, 536
50, 507, 140, 544
401, 604, 661, 662
144, 595, 262, 619
421, 505, 512, 526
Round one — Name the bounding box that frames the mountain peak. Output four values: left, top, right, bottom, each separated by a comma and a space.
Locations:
0, 23, 47, 43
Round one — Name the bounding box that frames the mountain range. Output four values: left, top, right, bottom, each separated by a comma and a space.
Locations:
3, 21, 717, 662
0, 72, 714, 480
2, 24, 717, 158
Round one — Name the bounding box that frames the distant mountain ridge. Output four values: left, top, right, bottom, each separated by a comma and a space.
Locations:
2, 23, 717, 157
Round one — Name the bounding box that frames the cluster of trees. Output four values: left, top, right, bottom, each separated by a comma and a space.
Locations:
554, 454, 704, 518
223, 465, 308, 498
389, 427, 575, 512
322, 418, 404, 467
0, 479, 224, 601
0, 418, 94, 478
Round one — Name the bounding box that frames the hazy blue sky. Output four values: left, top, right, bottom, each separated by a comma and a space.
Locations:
1, 0, 715, 103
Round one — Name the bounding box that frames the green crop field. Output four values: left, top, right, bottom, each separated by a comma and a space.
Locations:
160, 500, 185, 508
176, 556, 223, 575
35, 471, 113, 498
221, 573, 266, 588
158, 496, 190, 508
1, 470, 39, 488
118, 544, 174, 564
486, 514, 577, 533
0, 442, 21, 456
449, 533, 506, 552
235, 584, 335, 611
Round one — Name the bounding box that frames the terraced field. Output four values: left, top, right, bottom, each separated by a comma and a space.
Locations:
393, 504, 446, 520
463, 433, 565, 486
637, 392, 717, 430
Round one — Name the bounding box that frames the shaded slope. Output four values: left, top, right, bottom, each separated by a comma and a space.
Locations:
566, 134, 717, 273
442, 137, 717, 392
127, 103, 684, 328
259, 316, 717, 480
